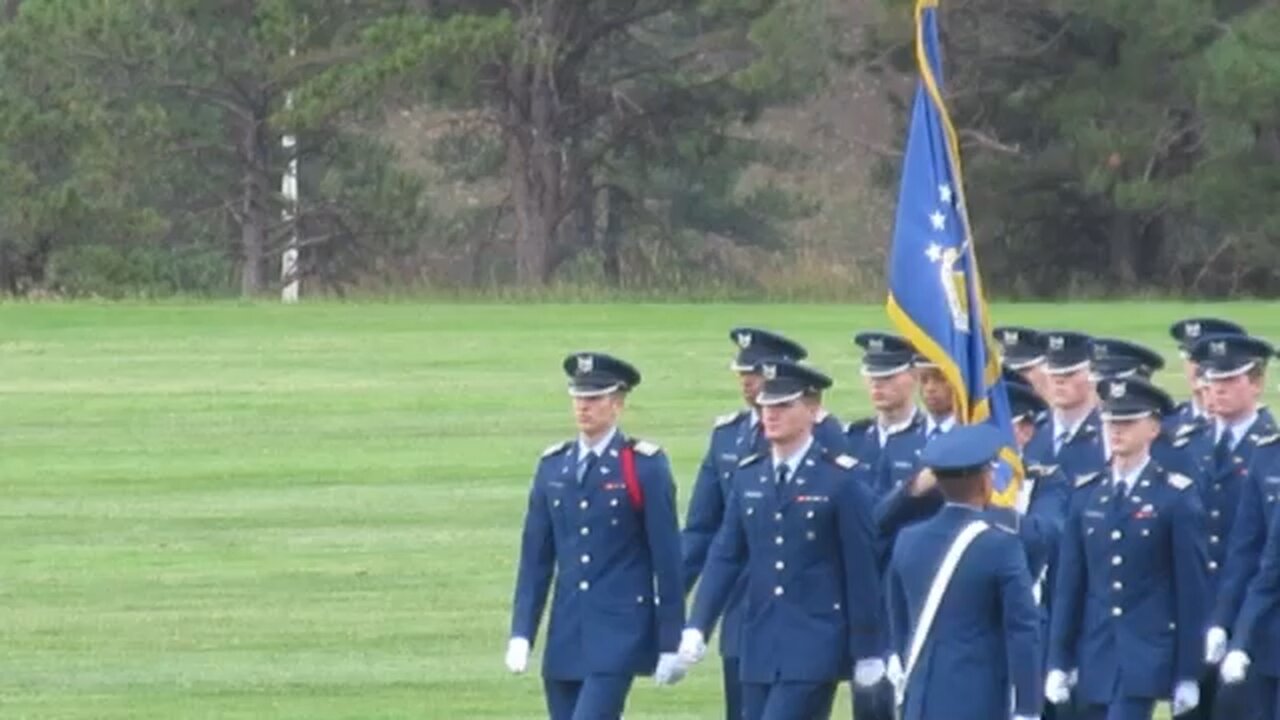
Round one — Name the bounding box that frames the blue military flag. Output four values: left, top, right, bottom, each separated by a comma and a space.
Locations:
885, 0, 1022, 506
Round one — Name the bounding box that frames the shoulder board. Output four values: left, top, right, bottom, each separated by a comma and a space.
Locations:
714, 411, 742, 428
738, 453, 764, 468
632, 440, 661, 456
1075, 472, 1101, 489
542, 441, 572, 458
1172, 437, 1191, 448
1167, 473, 1193, 491
1256, 433, 1280, 447
832, 454, 858, 470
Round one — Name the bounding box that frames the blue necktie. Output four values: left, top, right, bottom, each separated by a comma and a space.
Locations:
776, 465, 790, 485
577, 451, 598, 484
1213, 430, 1233, 473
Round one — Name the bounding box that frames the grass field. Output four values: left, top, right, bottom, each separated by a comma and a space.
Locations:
4, 301, 1275, 719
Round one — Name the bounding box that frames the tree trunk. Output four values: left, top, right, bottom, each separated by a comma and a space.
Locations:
602, 186, 623, 285
237, 110, 270, 297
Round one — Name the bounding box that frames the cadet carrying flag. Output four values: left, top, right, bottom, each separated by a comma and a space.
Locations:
885, 0, 1022, 507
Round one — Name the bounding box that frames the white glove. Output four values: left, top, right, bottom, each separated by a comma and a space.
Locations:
886, 654, 905, 689
1012, 716, 1040, 720
677, 628, 706, 664
654, 652, 687, 686
1044, 669, 1071, 705
1172, 680, 1200, 716
1205, 626, 1228, 664
504, 636, 530, 674
1221, 650, 1251, 685
854, 658, 886, 688
1067, 668, 1079, 688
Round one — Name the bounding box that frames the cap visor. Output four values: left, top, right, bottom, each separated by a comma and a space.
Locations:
756, 390, 803, 406
730, 361, 757, 373
568, 382, 622, 398
1004, 356, 1045, 371
1204, 361, 1257, 380
1045, 360, 1090, 376
1101, 409, 1157, 422
860, 363, 912, 379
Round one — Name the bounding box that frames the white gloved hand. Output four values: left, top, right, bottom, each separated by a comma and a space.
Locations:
1221, 650, 1251, 685
853, 658, 887, 688
1172, 680, 1200, 716
1205, 626, 1229, 664
505, 637, 531, 674
1044, 669, 1071, 705
654, 652, 687, 686
1067, 668, 1079, 688
886, 654, 905, 689
1012, 716, 1040, 720
677, 628, 706, 664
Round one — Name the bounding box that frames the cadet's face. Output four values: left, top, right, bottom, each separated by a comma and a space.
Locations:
1105, 416, 1159, 458
1019, 364, 1051, 401
1183, 358, 1199, 390
918, 368, 955, 417
738, 372, 764, 407
572, 393, 623, 437
1049, 368, 1091, 410
1209, 373, 1262, 421
761, 398, 818, 444
867, 371, 915, 412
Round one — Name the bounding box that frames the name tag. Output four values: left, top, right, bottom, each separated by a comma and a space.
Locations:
548, 481, 565, 489
796, 495, 829, 503
1084, 510, 1105, 519
743, 490, 764, 499
1265, 476, 1280, 486
893, 461, 912, 469
720, 453, 739, 461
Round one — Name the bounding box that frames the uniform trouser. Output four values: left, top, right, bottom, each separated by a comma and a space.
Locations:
543, 675, 634, 720
851, 679, 894, 720
1210, 671, 1270, 720
1046, 696, 1083, 720
742, 680, 837, 720
722, 656, 743, 720
1077, 699, 1155, 720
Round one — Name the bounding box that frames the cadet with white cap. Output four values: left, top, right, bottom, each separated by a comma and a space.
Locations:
507, 352, 686, 720
1046, 377, 1210, 720
680, 359, 885, 720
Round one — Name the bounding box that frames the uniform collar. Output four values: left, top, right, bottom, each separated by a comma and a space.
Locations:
772, 436, 815, 477
927, 414, 956, 436
877, 407, 920, 446
1111, 455, 1150, 494
1215, 409, 1259, 448
749, 408, 760, 428
578, 426, 619, 461
1052, 407, 1092, 441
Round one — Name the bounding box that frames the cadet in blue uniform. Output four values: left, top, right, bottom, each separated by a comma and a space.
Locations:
680, 359, 885, 720
507, 352, 686, 719
996, 325, 1051, 402
1192, 334, 1277, 720
885, 423, 1043, 720
1221, 499, 1280, 719
1046, 377, 1210, 720
1167, 318, 1247, 434
681, 327, 837, 720
1024, 331, 1108, 484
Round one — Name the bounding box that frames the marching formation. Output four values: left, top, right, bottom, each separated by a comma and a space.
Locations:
505, 319, 1280, 720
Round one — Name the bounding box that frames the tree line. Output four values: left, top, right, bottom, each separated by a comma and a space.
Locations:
0, 0, 1276, 299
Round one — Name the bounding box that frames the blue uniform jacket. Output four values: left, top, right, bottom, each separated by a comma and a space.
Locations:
1024, 408, 1108, 486
887, 505, 1043, 720
1215, 434, 1280, 672
1048, 463, 1209, 703
1230, 499, 1280, 676
680, 409, 846, 657
689, 442, 884, 683
510, 432, 684, 679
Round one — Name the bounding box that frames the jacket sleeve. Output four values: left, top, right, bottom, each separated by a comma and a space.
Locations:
641, 451, 686, 653
1212, 468, 1268, 629
1231, 500, 1280, 652
838, 473, 886, 661
1171, 484, 1211, 684
1047, 494, 1086, 672
996, 533, 1045, 716
689, 477, 749, 636
681, 435, 726, 594
510, 468, 556, 643
887, 548, 909, 658
1020, 469, 1069, 583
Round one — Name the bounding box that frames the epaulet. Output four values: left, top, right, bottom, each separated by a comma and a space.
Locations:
1075, 472, 1101, 489
632, 440, 661, 456
542, 441, 571, 458
1167, 473, 1193, 491
1256, 433, 1280, 447
738, 452, 764, 468
831, 454, 858, 470
714, 411, 743, 428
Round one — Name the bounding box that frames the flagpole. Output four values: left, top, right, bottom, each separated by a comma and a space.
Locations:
280, 30, 301, 303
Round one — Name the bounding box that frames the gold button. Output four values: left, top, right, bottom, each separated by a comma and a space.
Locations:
1112, 556, 1123, 566
579, 500, 588, 509
581, 554, 591, 564
1111, 530, 1122, 541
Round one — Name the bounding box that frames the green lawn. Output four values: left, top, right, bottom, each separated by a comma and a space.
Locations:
3, 301, 1272, 719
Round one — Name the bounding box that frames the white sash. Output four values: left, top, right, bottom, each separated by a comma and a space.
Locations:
898, 519, 990, 708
